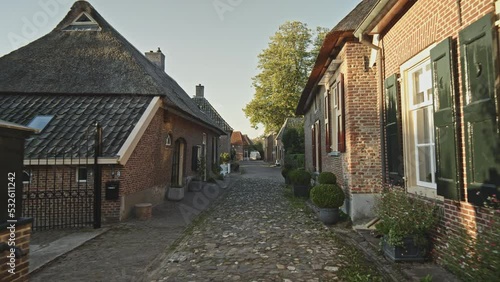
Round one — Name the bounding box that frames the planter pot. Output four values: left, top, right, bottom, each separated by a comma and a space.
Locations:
167, 187, 184, 201
188, 180, 204, 192
382, 236, 428, 262
292, 184, 309, 198
319, 208, 339, 225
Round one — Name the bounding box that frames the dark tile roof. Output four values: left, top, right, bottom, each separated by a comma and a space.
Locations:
0, 1, 223, 135
0, 94, 152, 159
192, 97, 233, 132
330, 0, 378, 32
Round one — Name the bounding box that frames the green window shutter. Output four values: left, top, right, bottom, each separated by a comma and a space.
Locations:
431, 37, 461, 200
312, 125, 316, 171
459, 14, 500, 206
385, 74, 404, 185
192, 146, 199, 172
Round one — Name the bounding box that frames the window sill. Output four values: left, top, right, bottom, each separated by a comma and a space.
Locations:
407, 185, 443, 201
328, 151, 341, 157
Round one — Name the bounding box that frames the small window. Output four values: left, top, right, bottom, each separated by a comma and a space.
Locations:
28, 115, 54, 132
22, 170, 31, 184
166, 134, 172, 146
77, 167, 88, 183
63, 12, 101, 31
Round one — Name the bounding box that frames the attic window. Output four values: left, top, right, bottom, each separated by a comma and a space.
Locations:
28, 115, 54, 132
63, 12, 101, 31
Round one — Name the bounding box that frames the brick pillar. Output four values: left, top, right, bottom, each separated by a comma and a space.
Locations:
0, 219, 33, 282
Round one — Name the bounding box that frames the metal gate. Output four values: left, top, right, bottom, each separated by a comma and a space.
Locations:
22, 123, 102, 230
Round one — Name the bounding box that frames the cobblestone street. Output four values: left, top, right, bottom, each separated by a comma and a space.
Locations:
146, 162, 376, 282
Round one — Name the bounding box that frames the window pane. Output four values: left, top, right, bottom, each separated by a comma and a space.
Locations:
418, 146, 433, 183
78, 167, 87, 181
412, 64, 432, 105
415, 107, 432, 144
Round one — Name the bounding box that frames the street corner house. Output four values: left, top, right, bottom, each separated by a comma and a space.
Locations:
355, 0, 500, 269
296, 0, 383, 223
0, 1, 225, 227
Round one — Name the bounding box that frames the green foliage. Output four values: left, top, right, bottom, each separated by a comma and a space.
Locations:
243, 21, 327, 133
374, 187, 438, 247
419, 275, 433, 282
310, 184, 345, 208
282, 127, 305, 154
440, 211, 500, 282
284, 153, 305, 169
281, 167, 291, 179
318, 172, 337, 184
219, 152, 230, 163
289, 169, 311, 186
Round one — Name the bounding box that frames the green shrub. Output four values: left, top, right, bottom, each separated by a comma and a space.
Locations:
289, 169, 311, 186
284, 153, 305, 169
318, 172, 337, 184
310, 184, 345, 208
220, 152, 230, 163
281, 167, 291, 179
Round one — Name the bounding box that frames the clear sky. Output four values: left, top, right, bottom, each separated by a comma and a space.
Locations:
0, 0, 361, 139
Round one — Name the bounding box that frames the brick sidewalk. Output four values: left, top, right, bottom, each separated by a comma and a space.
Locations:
29, 175, 236, 282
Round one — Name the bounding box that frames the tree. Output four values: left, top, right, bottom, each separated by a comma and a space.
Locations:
243, 22, 328, 134
282, 127, 305, 154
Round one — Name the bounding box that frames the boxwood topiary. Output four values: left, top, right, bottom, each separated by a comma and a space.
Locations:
317, 172, 337, 184
310, 184, 345, 208
289, 169, 311, 186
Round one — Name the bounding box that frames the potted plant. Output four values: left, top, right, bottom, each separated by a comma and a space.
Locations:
167, 185, 184, 201
374, 186, 439, 262
289, 169, 311, 198
317, 172, 337, 185
188, 157, 206, 192
310, 183, 345, 224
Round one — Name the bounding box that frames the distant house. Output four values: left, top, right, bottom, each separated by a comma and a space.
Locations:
296, 0, 381, 222
230, 131, 252, 161
192, 84, 233, 162
276, 117, 304, 167
355, 0, 499, 265
262, 134, 276, 164
0, 1, 224, 227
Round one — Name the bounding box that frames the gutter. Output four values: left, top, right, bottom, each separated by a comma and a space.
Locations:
354, 0, 392, 39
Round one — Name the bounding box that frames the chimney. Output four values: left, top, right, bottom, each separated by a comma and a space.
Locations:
196, 84, 205, 98
145, 47, 165, 71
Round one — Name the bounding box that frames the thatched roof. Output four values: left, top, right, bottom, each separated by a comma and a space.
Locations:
296, 0, 378, 115
276, 117, 304, 140
0, 1, 223, 134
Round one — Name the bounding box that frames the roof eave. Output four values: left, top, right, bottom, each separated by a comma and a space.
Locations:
354, 0, 413, 38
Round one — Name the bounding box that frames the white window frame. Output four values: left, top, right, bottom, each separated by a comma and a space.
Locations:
400, 44, 438, 194
76, 167, 88, 183
328, 73, 342, 153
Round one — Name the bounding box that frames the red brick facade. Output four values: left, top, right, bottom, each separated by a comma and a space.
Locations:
23, 106, 222, 223
377, 0, 497, 265
304, 41, 382, 221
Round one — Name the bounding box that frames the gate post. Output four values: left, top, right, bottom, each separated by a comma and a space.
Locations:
93, 122, 102, 229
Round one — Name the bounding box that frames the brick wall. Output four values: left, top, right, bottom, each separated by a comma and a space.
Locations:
344, 42, 382, 194
0, 220, 32, 282
379, 0, 496, 265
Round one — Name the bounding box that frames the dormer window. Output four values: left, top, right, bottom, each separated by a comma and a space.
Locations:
63, 12, 101, 31
28, 115, 54, 132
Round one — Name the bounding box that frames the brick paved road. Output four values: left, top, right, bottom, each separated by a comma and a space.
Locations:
146, 162, 359, 281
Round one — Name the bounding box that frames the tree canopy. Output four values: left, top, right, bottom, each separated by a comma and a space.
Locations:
243, 22, 328, 134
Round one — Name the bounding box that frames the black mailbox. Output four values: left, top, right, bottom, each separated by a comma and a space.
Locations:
105, 181, 120, 200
